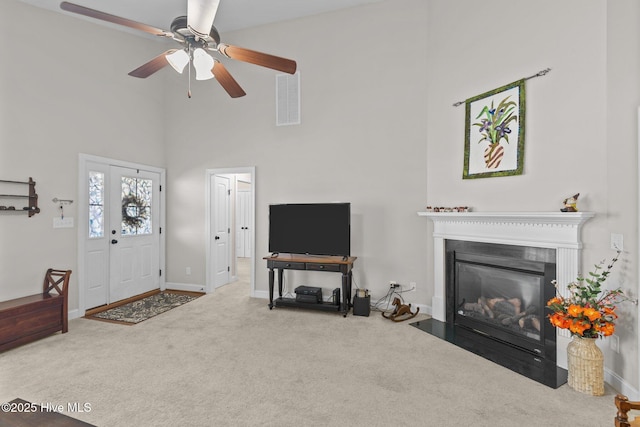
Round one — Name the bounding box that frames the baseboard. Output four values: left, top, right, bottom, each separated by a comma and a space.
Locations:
606, 367, 640, 399
252, 290, 269, 299
413, 303, 432, 316
165, 282, 206, 293
68, 309, 81, 320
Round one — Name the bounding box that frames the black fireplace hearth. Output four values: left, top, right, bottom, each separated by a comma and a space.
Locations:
411, 241, 568, 388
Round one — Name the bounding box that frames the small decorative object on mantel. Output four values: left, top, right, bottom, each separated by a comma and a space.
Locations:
560, 193, 580, 212
546, 251, 629, 395
426, 206, 470, 213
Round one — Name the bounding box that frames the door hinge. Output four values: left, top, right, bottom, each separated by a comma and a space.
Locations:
228, 266, 230, 272
160, 185, 162, 191
159, 227, 162, 234
228, 189, 231, 195
159, 269, 162, 277
228, 228, 230, 233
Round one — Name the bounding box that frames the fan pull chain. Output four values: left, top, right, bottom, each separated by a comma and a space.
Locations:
188, 56, 192, 98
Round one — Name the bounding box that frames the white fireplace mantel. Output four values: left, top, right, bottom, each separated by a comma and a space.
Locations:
419, 211, 595, 368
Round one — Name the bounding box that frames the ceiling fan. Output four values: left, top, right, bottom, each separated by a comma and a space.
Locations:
60, 1, 297, 98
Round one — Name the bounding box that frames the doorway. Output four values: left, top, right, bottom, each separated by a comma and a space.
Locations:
78, 154, 166, 313
206, 167, 255, 294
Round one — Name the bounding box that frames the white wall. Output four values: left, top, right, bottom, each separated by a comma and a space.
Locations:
425, 0, 639, 394
0, 0, 167, 310
163, 0, 430, 305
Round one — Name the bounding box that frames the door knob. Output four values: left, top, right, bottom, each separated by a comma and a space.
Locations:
215, 236, 220, 240
111, 239, 118, 244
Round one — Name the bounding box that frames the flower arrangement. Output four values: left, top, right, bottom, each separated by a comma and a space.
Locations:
472, 95, 518, 146
546, 251, 627, 338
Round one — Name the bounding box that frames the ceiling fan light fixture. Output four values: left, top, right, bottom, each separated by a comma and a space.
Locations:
193, 48, 215, 81
166, 49, 189, 73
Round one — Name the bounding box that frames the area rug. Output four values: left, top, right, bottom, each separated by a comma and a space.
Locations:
89, 292, 201, 325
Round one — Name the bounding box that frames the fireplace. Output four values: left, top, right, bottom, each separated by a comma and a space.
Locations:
414, 211, 594, 388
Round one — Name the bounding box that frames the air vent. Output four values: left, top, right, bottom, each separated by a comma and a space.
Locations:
276, 72, 300, 126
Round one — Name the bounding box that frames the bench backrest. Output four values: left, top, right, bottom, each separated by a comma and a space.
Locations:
43, 269, 71, 297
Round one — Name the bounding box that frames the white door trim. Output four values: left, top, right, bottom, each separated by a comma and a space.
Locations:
78, 153, 166, 315
205, 167, 255, 295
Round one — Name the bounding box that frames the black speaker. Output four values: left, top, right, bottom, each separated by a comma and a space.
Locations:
353, 295, 370, 317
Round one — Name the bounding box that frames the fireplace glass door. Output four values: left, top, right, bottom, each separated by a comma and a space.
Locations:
456, 262, 543, 342
452, 248, 554, 356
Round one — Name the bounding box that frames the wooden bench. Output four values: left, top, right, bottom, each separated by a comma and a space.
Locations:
615, 394, 640, 427
0, 269, 72, 352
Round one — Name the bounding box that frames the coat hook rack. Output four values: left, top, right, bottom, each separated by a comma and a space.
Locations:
52, 198, 73, 220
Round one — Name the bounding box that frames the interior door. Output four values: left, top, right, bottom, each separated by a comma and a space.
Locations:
236, 189, 252, 257
213, 175, 230, 287
109, 166, 161, 303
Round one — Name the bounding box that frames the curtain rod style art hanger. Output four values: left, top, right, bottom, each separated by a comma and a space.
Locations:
452, 68, 551, 107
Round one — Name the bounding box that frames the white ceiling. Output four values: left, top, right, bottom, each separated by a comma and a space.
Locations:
20, 0, 384, 34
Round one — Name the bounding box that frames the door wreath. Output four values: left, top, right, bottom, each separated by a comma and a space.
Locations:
121, 194, 148, 228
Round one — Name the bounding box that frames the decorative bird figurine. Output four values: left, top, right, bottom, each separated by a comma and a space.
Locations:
561, 193, 580, 212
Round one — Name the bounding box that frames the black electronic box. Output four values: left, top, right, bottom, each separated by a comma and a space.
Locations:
295, 286, 322, 303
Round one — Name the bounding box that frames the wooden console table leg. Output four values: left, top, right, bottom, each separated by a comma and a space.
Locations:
268, 268, 274, 309
341, 271, 351, 317
277, 269, 284, 297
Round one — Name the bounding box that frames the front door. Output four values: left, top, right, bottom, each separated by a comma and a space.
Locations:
109, 166, 161, 303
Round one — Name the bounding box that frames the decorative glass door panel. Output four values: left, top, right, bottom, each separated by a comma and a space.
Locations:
120, 176, 152, 236
89, 171, 105, 238
109, 166, 160, 303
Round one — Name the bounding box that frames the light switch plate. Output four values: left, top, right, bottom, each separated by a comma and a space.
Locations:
53, 217, 74, 228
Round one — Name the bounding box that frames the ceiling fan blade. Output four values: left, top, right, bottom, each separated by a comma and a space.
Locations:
128, 50, 177, 78
212, 61, 246, 98
188, 0, 220, 38
60, 2, 172, 38
218, 44, 297, 74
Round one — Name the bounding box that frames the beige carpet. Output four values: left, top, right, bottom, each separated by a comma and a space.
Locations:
0, 260, 620, 426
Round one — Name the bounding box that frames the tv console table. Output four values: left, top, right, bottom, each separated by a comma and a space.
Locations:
264, 254, 357, 317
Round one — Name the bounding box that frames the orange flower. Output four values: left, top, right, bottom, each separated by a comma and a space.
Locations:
569, 320, 591, 336
549, 313, 571, 329
583, 307, 601, 322
603, 307, 618, 319
567, 304, 584, 318
595, 322, 615, 336
547, 297, 563, 307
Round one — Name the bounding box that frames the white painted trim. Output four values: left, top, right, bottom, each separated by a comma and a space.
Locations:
420, 211, 595, 369
205, 167, 256, 296
77, 154, 166, 316
253, 290, 269, 300
165, 282, 206, 293
607, 366, 640, 400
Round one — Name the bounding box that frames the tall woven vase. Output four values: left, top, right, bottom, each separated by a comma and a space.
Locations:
567, 335, 604, 395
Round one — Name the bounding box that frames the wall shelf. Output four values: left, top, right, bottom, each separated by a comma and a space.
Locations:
0, 178, 40, 217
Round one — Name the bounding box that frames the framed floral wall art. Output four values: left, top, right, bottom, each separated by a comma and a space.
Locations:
463, 79, 525, 179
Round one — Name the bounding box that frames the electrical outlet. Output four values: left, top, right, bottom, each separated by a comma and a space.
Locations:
611, 233, 624, 251
186, 267, 191, 275
610, 335, 620, 353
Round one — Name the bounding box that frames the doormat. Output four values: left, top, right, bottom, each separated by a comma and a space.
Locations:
88, 292, 202, 325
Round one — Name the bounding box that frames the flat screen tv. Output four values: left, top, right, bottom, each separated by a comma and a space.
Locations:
268, 203, 350, 257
